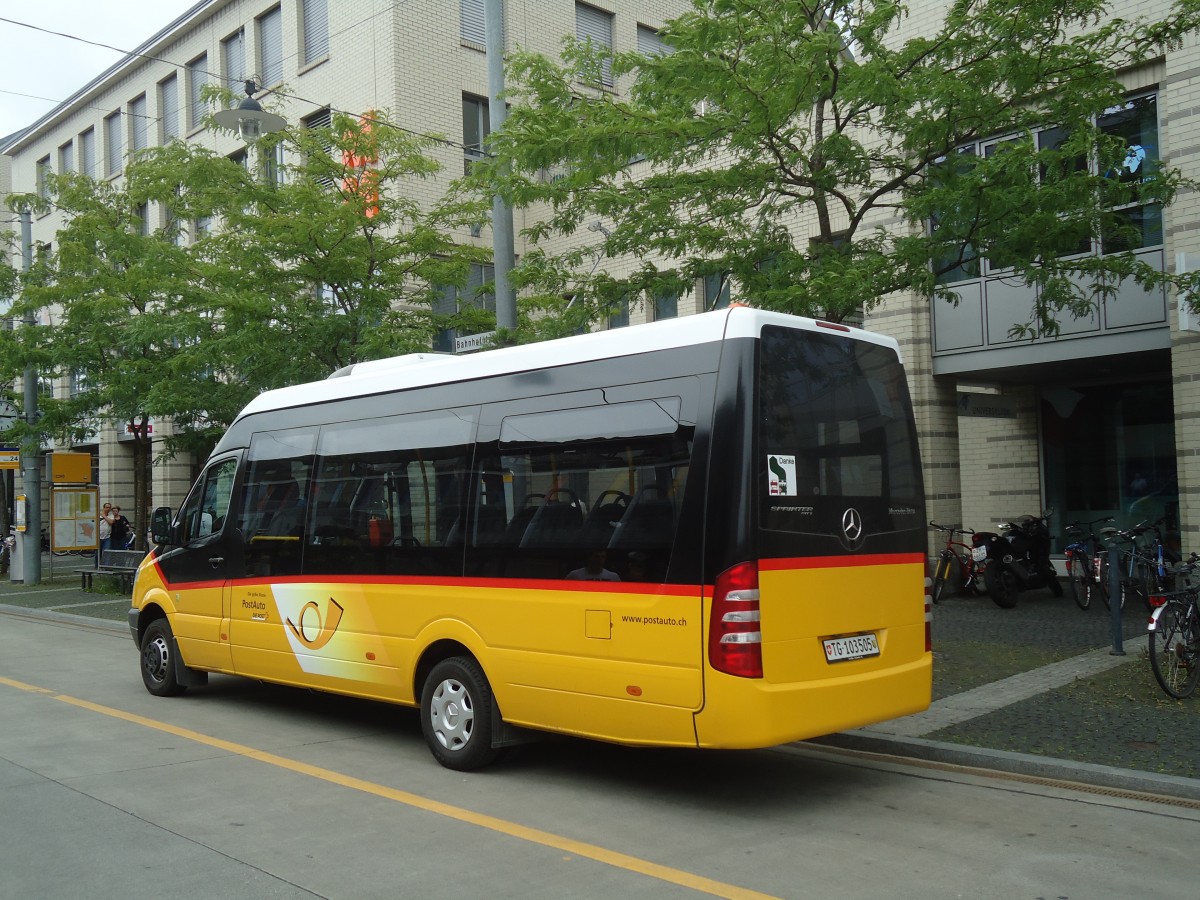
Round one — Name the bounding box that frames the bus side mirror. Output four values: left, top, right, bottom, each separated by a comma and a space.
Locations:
151, 507, 175, 546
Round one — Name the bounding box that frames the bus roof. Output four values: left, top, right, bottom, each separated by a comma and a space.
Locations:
237, 307, 900, 419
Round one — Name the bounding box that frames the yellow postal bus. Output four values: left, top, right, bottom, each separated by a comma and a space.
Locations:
130, 307, 931, 769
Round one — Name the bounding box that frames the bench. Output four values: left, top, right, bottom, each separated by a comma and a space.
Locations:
77, 549, 147, 593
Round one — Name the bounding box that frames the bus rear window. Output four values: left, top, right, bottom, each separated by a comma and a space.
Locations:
758, 326, 920, 535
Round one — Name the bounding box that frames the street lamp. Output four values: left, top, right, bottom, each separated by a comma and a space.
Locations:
213, 80, 287, 142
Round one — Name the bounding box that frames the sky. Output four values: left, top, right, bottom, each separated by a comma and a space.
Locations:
0, 1, 200, 140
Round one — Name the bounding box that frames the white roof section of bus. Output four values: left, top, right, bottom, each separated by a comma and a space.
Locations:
238, 307, 900, 418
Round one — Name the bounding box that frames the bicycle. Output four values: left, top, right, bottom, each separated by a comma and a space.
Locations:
928, 521, 982, 604
1063, 516, 1115, 611
1148, 555, 1200, 699
1110, 519, 1177, 612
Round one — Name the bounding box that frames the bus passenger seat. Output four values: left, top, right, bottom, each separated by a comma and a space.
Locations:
519, 496, 583, 548
608, 492, 675, 552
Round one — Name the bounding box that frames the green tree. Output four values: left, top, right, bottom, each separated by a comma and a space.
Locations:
475, 0, 1200, 334
0, 111, 489, 539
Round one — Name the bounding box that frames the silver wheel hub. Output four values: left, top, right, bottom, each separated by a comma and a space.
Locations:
429, 678, 474, 752
143, 635, 169, 684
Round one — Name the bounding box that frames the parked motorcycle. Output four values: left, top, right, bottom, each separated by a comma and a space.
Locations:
975, 509, 1064, 609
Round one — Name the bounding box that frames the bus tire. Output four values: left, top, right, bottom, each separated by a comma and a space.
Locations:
420, 656, 499, 771
140, 618, 187, 697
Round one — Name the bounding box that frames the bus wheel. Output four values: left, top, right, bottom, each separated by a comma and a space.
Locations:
140, 619, 187, 697
420, 657, 498, 771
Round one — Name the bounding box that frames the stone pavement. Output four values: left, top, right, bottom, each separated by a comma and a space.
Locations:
2, 563, 1197, 799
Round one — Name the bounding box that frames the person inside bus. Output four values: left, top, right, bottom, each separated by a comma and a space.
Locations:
566, 549, 620, 581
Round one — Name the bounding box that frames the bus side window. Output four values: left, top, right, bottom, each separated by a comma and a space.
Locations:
467, 399, 693, 582
305, 408, 476, 577
232, 427, 317, 578
178, 456, 238, 545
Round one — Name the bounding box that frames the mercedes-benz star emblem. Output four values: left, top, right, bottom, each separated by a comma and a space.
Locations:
842, 507, 863, 543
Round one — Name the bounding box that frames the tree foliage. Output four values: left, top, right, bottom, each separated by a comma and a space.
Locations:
475, 0, 1200, 334
0, 109, 489, 533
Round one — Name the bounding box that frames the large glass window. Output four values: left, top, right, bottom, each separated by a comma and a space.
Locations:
234, 427, 317, 578
1100, 95, 1161, 254
931, 92, 1161, 285
758, 327, 921, 536
1041, 382, 1178, 554
468, 399, 694, 582
178, 457, 238, 545
306, 409, 475, 576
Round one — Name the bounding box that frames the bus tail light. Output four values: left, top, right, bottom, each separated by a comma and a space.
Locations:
709, 562, 763, 678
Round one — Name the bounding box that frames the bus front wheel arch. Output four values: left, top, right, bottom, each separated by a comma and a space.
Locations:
419, 655, 500, 771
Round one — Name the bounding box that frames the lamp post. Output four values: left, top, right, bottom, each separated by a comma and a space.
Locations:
18, 208, 40, 585
213, 80, 287, 142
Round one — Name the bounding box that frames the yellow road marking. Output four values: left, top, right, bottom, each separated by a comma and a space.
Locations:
3, 677, 778, 900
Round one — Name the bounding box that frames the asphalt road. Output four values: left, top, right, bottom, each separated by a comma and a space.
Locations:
2, 611, 1198, 900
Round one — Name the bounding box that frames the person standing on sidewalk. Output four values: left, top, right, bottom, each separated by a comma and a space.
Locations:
99, 503, 113, 553
109, 506, 130, 551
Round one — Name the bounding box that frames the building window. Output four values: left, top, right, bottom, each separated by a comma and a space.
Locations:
302, 0, 329, 65
1042, 383, 1177, 553
1099, 95, 1162, 255
36, 156, 51, 199
703, 272, 731, 310
160, 74, 180, 141
462, 93, 490, 173
434, 263, 495, 352
931, 91, 1162, 285
637, 25, 668, 57
134, 202, 150, 237
607, 293, 630, 330
80, 128, 96, 178
129, 95, 149, 153
302, 107, 334, 186
193, 215, 212, 241
223, 28, 246, 88
575, 2, 614, 88
263, 141, 286, 187
460, 0, 485, 45
653, 289, 678, 320
188, 54, 208, 131
58, 141, 73, 174
259, 6, 284, 87
104, 110, 123, 176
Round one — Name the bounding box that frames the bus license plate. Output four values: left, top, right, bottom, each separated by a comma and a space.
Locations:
823, 633, 880, 663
